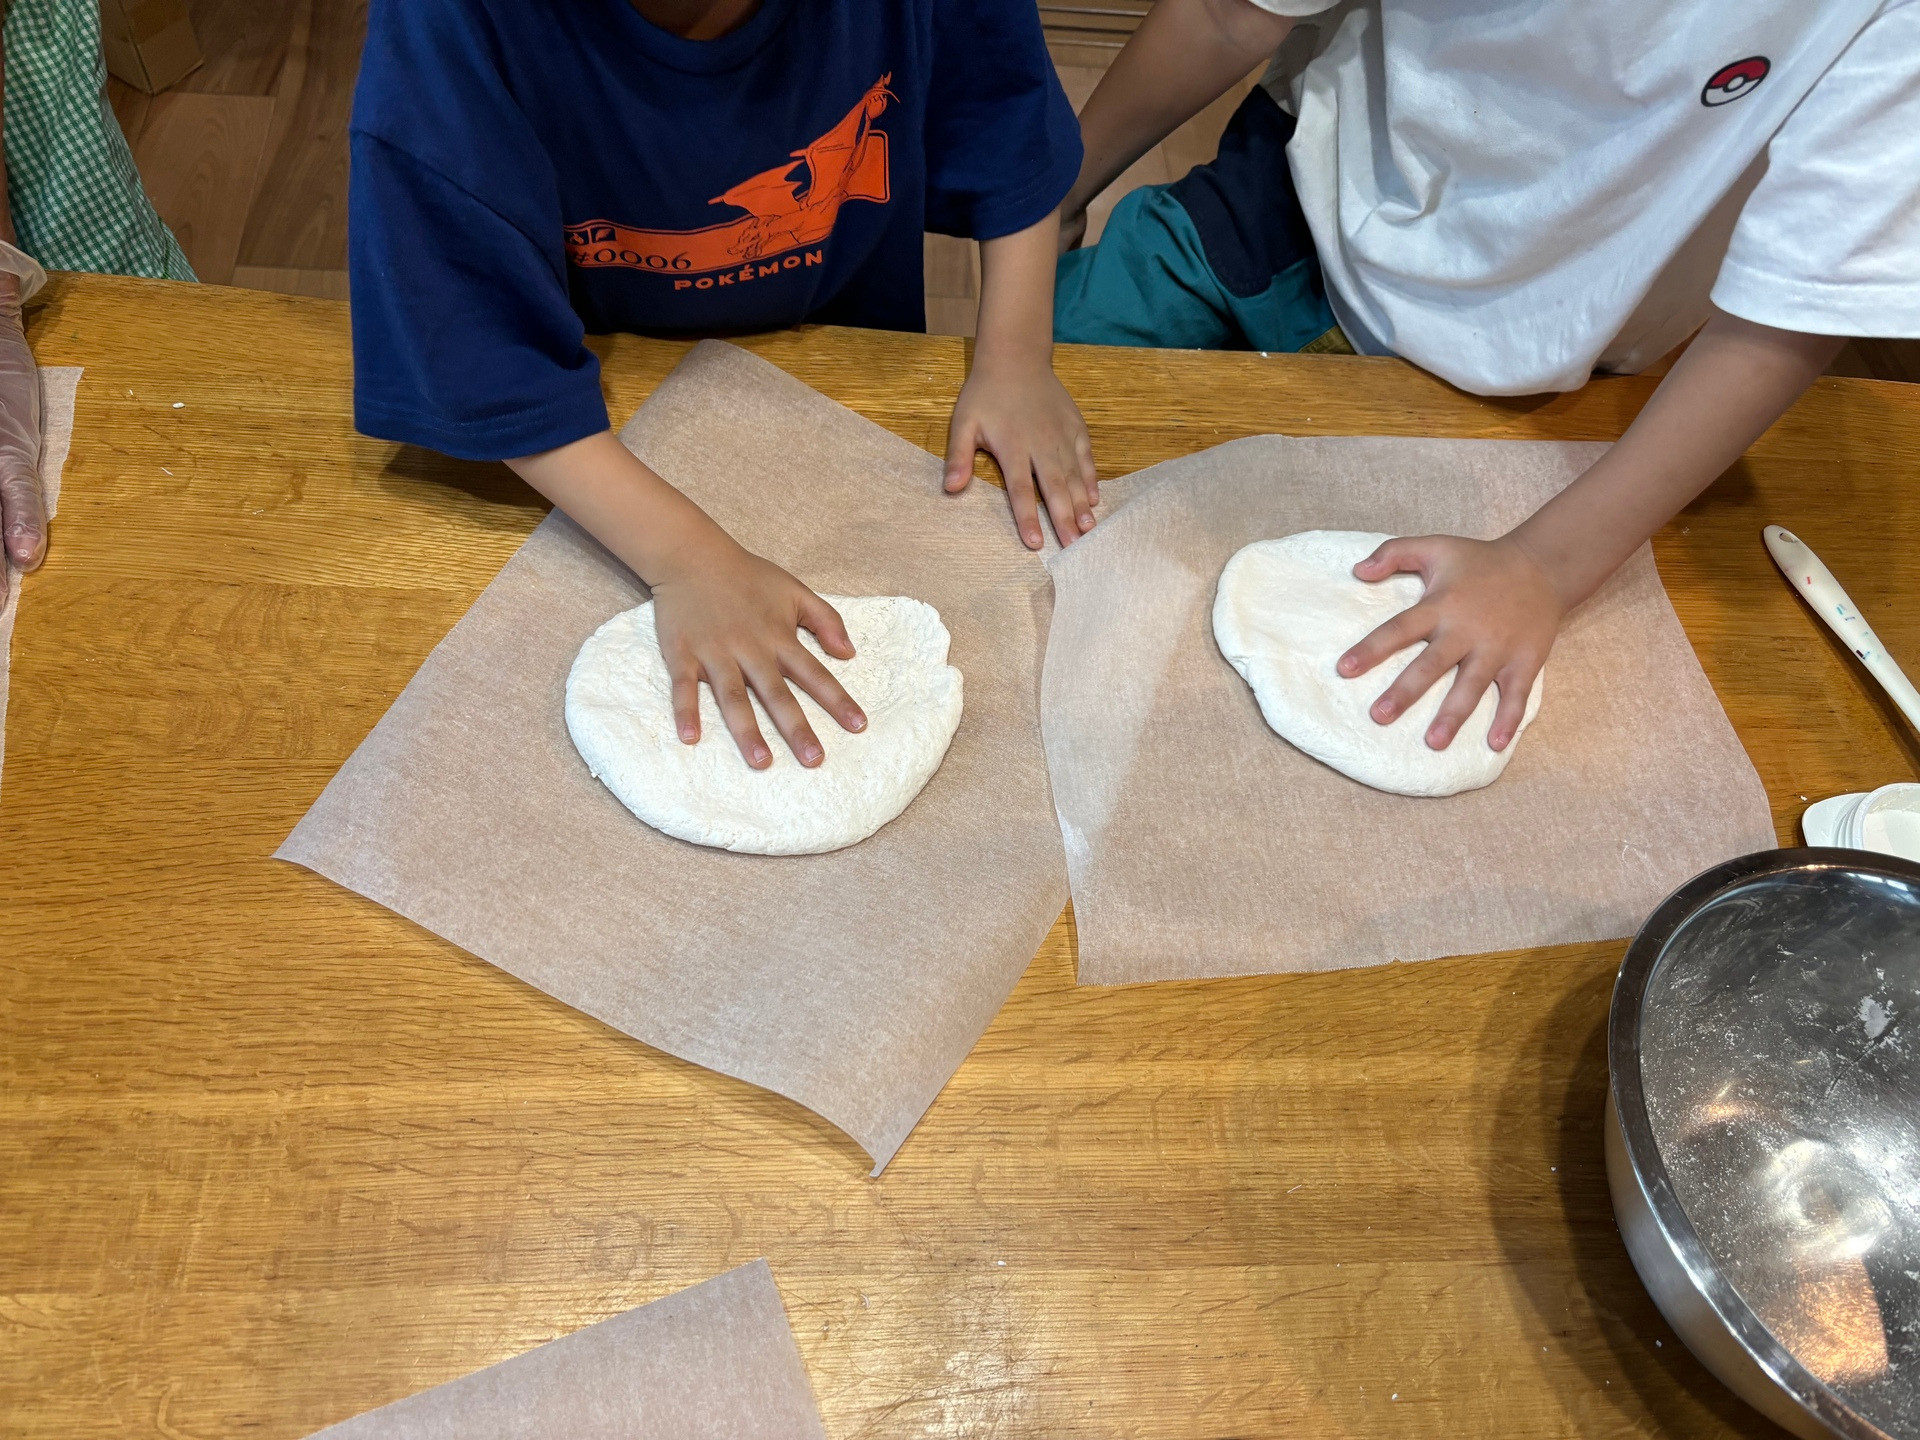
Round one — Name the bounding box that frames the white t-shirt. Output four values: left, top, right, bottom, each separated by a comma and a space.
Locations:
1248, 0, 1920, 394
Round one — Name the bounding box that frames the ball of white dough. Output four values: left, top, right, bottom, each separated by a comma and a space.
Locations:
566, 595, 963, 854
1212, 531, 1543, 797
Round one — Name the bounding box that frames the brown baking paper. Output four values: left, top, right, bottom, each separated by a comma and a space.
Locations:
305, 1259, 827, 1439
0, 365, 84, 799
1042, 435, 1776, 985
278, 341, 1065, 1171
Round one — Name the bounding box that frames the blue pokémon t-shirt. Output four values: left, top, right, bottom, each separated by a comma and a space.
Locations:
348, 0, 1080, 460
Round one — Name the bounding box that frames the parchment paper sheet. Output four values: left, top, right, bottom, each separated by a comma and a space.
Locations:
0, 365, 84, 799
278, 342, 1067, 1171
305, 1259, 827, 1439
1042, 435, 1776, 985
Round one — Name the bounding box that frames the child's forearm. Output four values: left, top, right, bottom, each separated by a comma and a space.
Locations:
1064, 0, 1292, 222
975, 212, 1061, 371
1338, 311, 1843, 751
507, 430, 732, 583
1510, 311, 1844, 608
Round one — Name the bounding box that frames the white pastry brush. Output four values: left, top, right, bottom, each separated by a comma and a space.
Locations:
1764, 524, 1920, 736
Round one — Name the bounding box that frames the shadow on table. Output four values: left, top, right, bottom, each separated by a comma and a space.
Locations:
378, 443, 551, 517
1486, 962, 1796, 1439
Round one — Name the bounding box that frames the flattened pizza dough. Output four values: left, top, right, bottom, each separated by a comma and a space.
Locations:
1213, 531, 1543, 796
567, 595, 963, 854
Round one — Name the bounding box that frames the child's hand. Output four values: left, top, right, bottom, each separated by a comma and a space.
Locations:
1336, 534, 1564, 753
648, 534, 868, 769
958, 210, 1099, 549
507, 431, 867, 770
943, 356, 1098, 551
1326, 319, 1847, 756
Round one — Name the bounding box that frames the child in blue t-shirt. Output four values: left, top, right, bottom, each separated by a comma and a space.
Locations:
350, 0, 1092, 770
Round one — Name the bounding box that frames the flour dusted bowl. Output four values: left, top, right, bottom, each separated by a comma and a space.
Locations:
1606, 849, 1920, 1440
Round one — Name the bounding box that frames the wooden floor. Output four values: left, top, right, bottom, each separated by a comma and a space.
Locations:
106, 0, 1917, 374
106, 0, 360, 298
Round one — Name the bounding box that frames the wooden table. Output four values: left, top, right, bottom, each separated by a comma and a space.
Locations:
5, 273, 1917, 1438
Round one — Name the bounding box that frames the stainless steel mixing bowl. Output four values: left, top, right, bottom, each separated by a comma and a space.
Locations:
1607, 848, 1920, 1440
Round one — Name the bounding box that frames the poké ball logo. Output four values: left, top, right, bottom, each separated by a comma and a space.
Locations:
1702, 56, 1769, 107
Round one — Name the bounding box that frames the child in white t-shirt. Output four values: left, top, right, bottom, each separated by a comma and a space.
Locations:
1057, 0, 1919, 753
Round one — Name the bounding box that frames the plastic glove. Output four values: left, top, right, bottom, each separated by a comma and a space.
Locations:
0, 238, 48, 572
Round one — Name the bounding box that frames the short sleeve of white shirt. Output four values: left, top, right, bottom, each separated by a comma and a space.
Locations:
1227, 0, 1918, 394
1242, 0, 1345, 16
1713, 0, 1920, 337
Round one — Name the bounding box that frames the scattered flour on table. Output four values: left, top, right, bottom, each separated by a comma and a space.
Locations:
1859, 996, 1890, 1041
566, 595, 962, 854
1212, 530, 1544, 797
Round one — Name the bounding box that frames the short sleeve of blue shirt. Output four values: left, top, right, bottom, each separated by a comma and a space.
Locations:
349, 0, 1081, 463
924, 0, 1081, 240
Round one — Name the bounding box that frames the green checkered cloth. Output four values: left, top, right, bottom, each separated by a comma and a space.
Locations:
2, 0, 194, 280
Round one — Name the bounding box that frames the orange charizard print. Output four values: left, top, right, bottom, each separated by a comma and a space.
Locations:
564, 75, 894, 280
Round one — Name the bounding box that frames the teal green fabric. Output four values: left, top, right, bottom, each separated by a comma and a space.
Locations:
2, 0, 194, 280
1055, 183, 1333, 352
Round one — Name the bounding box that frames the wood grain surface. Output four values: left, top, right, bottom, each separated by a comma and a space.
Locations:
4, 274, 1917, 1439
124, 93, 275, 286
228, 0, 364, 277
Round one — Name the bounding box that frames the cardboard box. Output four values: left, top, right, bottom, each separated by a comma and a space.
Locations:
99, 0, 203, 94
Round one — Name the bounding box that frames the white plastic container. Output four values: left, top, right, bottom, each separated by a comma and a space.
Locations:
1800, 782, 1920, 861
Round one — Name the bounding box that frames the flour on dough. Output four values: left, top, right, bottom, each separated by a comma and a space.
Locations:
1212, 531, 1543, 797
567, 596, 963, 854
